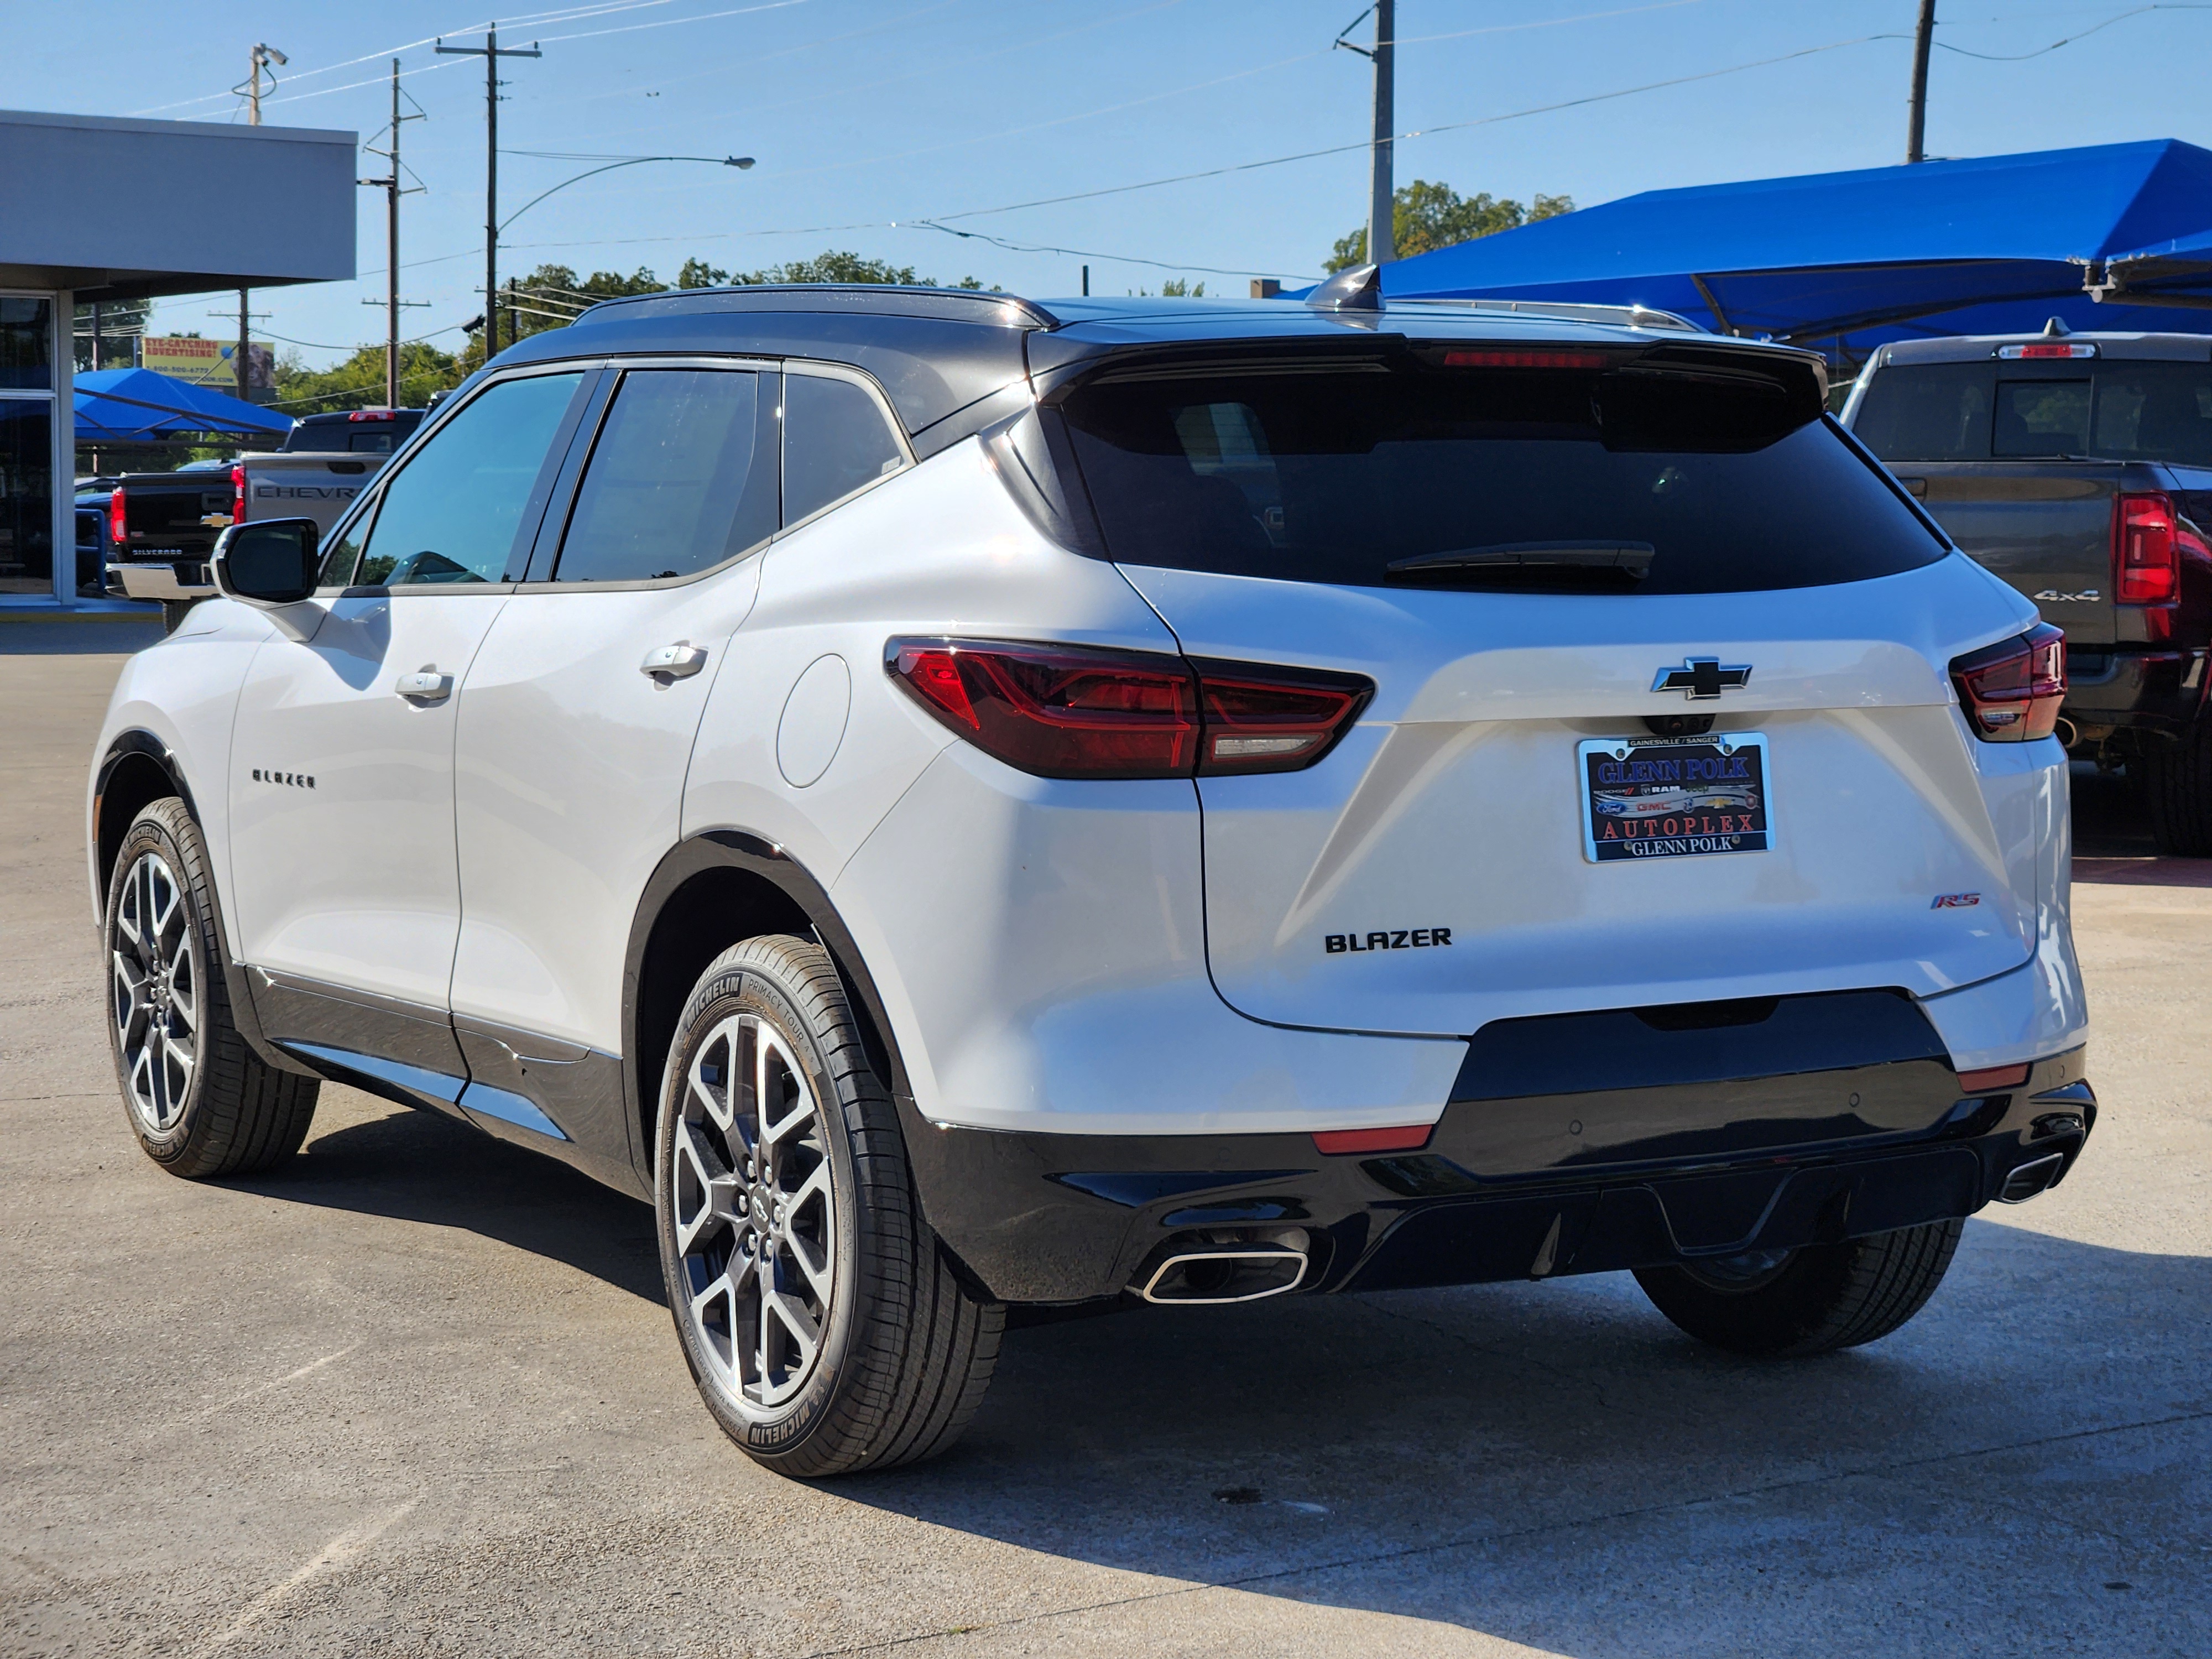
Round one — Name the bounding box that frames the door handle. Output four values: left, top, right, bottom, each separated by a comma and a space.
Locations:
396, 669, 454, 703
640, 642, 709, 682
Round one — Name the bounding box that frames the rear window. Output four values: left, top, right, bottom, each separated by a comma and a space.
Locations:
1057, 353, 1943, 594
1857, 359, 2212, 467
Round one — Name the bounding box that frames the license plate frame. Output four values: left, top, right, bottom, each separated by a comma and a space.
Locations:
1578, 732, 1773, 864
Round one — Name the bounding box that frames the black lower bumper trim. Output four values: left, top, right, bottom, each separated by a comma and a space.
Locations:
899, 1042, 2093, 1306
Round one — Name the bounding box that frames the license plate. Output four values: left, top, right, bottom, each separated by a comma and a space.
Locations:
1578, 733, 1772, 863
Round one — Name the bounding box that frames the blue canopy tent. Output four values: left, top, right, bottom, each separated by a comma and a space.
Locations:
1373, 140, 2212, 368
74, 367, 293, 443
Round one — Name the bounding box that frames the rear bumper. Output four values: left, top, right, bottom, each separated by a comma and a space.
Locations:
904, 997, 2093, 1305
109, 561, 214, 602
2062, 646, 2209, 744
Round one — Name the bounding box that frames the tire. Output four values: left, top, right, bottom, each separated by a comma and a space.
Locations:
2143, 722, 2212, 857
161, 598, 201, 633
654, 935, 1003, 1477
1632, 1219, 1963, 1357
103, 798, 319, 1178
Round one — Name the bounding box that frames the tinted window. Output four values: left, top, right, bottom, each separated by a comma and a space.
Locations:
1060, 360, 1942, 595
2089, 362, 2212, 466
552, 369, 778, 583
1858, 358, 2212, 467
1852, 362, 1993, 460
1994, 379, 2090, 456
784, 374, 902, 525
348, 430, 400, 453
352, 373, 581, 587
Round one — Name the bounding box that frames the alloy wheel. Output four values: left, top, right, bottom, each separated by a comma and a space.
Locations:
669, 1012, 837, 1417
111, 850, 199, 1135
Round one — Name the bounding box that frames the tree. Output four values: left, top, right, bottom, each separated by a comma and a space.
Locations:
72, 297, 153, 373
1326, 180, 1573, 272
268, 340, 465, 415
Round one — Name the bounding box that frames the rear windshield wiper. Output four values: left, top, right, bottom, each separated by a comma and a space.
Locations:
1385, 541, 1654, 586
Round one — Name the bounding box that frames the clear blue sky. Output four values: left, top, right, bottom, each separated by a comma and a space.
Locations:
7, 1, 2208, 370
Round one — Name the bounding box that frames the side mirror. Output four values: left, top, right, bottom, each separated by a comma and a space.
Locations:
213, 518, 321, 607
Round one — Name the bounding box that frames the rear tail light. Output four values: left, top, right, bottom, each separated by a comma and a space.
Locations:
886, 639, 1371, 780
2112, 491, 2185, 605
231, 463, 248, 528
107, 486, 126, 545
1950, 624, 2067, 742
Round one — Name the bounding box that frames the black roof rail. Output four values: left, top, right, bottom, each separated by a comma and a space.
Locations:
573, 283, 1061, 331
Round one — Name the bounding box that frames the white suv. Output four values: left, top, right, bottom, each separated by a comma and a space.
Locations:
89, 279, 2095, 1477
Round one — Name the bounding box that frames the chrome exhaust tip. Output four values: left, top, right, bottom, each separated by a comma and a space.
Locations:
1139, 1244, 1307, 1305
2054, 716, 2080, 750
1996, 1151, 2068, 1204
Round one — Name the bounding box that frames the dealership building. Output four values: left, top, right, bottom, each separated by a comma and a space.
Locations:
0, 108, 354, 609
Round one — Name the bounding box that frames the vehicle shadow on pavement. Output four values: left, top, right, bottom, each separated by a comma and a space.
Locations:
231, 1102, 664, 1302
831, 1222, 2212, 1648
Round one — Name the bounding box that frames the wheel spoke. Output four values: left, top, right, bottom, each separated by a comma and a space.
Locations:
785, 1228, 832, 1304
688, 1269, 742, 1382
761, 1286, 822, 1386
756, 1032, 815, 1152
670, 1120, 739, 1255
686, 1031, 737, 1134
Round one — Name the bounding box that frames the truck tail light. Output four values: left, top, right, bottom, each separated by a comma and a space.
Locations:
231, 463, 248, 528
2112, 491, 2183, 604
107, 486, 126, 545
885, 639, 1371, 780
1950, 624, 2067, 742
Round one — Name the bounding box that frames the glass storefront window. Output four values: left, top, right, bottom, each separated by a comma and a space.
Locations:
0, 298, 53, 392
0, 399, 55, 596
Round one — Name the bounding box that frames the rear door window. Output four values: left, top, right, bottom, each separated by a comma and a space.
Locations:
551, 368, 780, 583
1058, 353, 1943, 595
782, 373, 904, 526
1859, 358, 2212, 467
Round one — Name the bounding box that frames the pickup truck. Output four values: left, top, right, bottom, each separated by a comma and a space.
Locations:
106, 408, 426, 626
1843, 328, 2212, 854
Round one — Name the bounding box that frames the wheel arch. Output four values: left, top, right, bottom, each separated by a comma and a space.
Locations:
92, 729, 310, 1079
624, 831, 909, 1177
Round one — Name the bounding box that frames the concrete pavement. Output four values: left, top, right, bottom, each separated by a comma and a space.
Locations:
3, 618, 2208, 1657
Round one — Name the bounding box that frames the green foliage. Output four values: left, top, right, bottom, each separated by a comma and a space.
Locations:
72, 297, 153, 373
268, 340, 464, 415
1326, 181, 1574, 272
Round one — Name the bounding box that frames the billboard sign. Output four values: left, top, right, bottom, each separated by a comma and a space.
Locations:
140, 336, 274, 393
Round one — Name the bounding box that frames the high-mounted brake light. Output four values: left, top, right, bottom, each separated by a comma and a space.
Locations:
107, 486, 127, 546
1950, 624, 2067, 742
231, 463, 247, 529
1995, 342, 2097, 359
885, 639, 1372, 780
347, 408, 396, 421
1442, 349, 1608, 369
2112, 491, 2187, 605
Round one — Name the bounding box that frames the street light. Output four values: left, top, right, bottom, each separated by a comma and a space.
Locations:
501, 154, 755, 233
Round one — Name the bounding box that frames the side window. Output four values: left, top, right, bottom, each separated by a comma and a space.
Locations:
354, 372, 583, 587
552, 368, 779, 583
782, 373, 904, 526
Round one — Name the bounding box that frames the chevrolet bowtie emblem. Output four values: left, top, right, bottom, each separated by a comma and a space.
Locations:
1653, 657, 1752, 699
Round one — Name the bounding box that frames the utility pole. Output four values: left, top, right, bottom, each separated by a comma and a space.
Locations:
1369, 0, 1395, 264
359, 60, 427, 407
1906, 0, 1937, 163
1335, 5, 1396, 264
238, 44, 286, 405
437, 24, 542, 360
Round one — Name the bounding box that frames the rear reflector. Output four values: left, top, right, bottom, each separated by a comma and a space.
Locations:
1313, 1124, 1434, 1155
1950, 624, 2066, 742
1442, 349, 1608, 369
886, 638, 1371, 780
1995, 342, 2097, 359
1957, 1063, 2032, 1093
2112, 491, 2186, 605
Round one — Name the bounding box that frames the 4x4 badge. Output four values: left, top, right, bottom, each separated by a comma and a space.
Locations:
1652, 657, 1752, 700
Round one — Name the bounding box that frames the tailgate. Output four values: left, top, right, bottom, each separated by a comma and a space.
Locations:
242, 456, 377, 530
1890, 462, 2123, 645
121, 478, 229, 555
1125, 559, 2039, 1038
